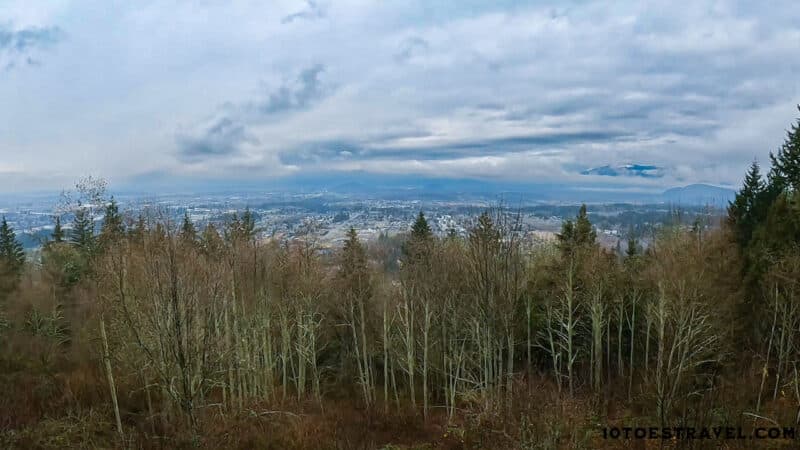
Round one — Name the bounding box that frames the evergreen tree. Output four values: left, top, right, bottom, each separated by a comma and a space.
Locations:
338, 227, 371, 297
625, 235, 638, 259
201, 223, 223, 257
225, 208, 256, 243
411, 211, 432, 241
574, 204, 597, 245
52, 216, 64, 243
180, 212, 197, 243
728, 160, 766, 247
403, 211, 433, 263
769, 105, 800, 192
0, 216, 25, 277
70, 207, 95, 255
470, 212, 500, 248
100, 197, 124, 247
557, 204, 596, 256
241, 208, 256, 240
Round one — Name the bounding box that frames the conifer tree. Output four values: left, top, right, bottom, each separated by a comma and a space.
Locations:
769, 105, 800, 192
0, 217, 25, 278
403, 211, 434, 263
728, 160, 766, 247
99, 198, 124, 249
70, 207, 95, 255
180, 212, 197, 243
52, 216, 65, 243
339, 227, 370, 289
557, 204, 596, 256
241, 207, 256, 240
411, 211, 432, 241
626, 235, 638, 259
101, 198, 124, 237
574, 204, 597, 245
201, 223, 223, 257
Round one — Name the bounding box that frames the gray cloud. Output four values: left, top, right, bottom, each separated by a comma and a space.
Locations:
248, 64, 327, 115
0, 25, 63, 71
176, 64, 329, 162
177, 118, 259, 161
0, 25, 62, 52
395, 37, 429, 62
281, 1, 326, 24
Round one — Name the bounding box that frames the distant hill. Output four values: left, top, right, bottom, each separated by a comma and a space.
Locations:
660, 184, 735, 206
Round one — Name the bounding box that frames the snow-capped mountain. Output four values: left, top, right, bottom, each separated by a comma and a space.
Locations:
581, 164, 664, 178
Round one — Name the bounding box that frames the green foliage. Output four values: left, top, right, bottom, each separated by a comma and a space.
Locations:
338, 228, 370, 297
728, 160, 767, 247
180, 212, 197, 243
557, 204, 597, 257
225, 207, 257, 243
42, 242, 86, 288
100, 197, 124, 239
402, 211, 434, 264
0, 216, 25, 278
69, 207, 95, 256
768, 105, 800, 192
411, 211, 432, 241
51, 216, 64, 243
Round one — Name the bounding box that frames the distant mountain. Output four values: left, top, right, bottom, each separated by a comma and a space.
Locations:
581, 164, 664, 178
660, 184, 735, 206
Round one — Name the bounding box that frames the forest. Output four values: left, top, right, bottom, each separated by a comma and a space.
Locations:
0, 109, 799, 449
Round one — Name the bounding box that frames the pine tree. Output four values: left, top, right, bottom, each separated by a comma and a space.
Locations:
403, 211, 433, 263
201, 223, 223, 257
411, 211, 432, 241
99, 198, 124, 248
769, 105, 800, 192
70, 207, 95, 255
0, 217, 25, 277
52, 216, 64, 243
574, 204, 597, 245
180, 212, 197, 243
625, 235, 638, 259
338, 227, 371, 297
557, 204, 596, 256
241, 208, 256, 240
728, 160, 766, 247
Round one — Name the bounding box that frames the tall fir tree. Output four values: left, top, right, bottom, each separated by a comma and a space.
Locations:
0, 216, 25, 277
557, 204, 597, 256
180, 212, 197, 243
625, 234, 638, 259
338, 227, 371, 298
768, 105, 800, 192
411, 211, 432, 241
52, 216, 65, 243
70, 207, 95, 255
100, 198, 124, 248
403, 211, 433, 263
728, 160, 766, 247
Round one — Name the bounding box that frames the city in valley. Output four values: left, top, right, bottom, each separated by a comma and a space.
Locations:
1, 185, 729, 255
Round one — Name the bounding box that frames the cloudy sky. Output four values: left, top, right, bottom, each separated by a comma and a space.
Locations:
1, 0, 799, 193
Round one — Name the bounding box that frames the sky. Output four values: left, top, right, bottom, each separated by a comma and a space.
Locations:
1, 0, 799, 194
